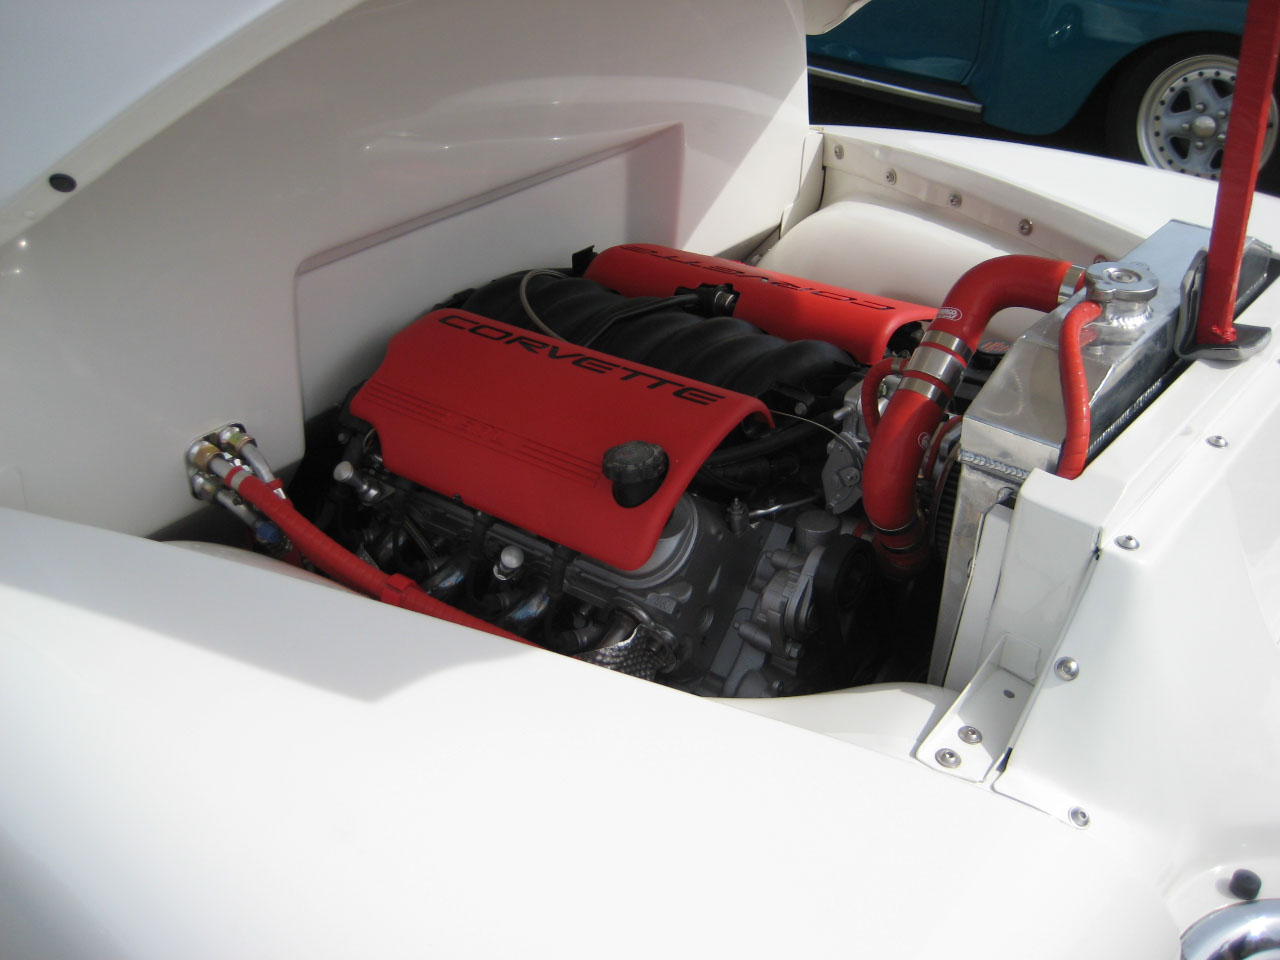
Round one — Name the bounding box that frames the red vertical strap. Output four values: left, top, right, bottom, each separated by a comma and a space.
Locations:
1197, 0, 1280, 346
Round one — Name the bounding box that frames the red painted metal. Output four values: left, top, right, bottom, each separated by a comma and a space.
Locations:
583, 243, 936, 362
351, 310, 770, 571
861, 255, 1074, 576
1197, 0, 1280, 346
1056, 300, 1103, 479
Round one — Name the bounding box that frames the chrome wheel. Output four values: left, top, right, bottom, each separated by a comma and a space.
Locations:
1136, 54, 1278, 179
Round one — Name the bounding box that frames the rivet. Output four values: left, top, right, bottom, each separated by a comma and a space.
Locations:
833, 144, 845, 160
1069, 806, 1091, 828
948, 193, 962, 207
1018, 218, 1033, 235
958, 726, 983, 744
1207, 435, 1228, 448
885, 169, 897, 185
1115, 534, 1140, 550
1054, 657, 1079, 681
935, 748, 961, 768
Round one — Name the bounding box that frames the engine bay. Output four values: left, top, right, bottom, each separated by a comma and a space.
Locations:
184, 242, 1042, 697
185, 224, 1270, 699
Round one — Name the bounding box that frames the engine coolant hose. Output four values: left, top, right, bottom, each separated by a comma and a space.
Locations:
215, 462, 529, 644
1055, 300, 1103, 480
862, 255, 1077, 577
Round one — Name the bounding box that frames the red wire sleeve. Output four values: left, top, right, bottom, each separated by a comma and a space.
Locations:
225, 467, 530, 644
1055, 300, 1102, 480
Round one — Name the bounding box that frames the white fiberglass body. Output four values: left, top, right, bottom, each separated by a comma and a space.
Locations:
1, 1, 1277, 957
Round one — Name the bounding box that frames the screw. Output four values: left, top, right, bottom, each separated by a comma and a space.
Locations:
1018, 218, 1033, 235
833, 144, 845, 160
1069, 806, 1091, 828
935, 748, 961, 768
1054, 657, 1079, 681
885, 169, 897, 185
1207, 435, 1228, 448
958, 726, 983, 744
948, 193, 962, 207
1115, 534, 1140, 550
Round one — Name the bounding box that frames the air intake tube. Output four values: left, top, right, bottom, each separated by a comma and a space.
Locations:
862, 255, 1078, 577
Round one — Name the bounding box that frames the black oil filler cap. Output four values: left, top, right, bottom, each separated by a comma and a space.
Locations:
603, 441, 668, 507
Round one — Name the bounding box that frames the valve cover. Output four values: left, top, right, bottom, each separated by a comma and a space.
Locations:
351, 310, 770, 570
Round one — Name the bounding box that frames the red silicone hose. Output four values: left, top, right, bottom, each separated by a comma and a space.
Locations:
1056, 300, 1102, 480
862, 255, 1075, 576
223, 466, 528, 644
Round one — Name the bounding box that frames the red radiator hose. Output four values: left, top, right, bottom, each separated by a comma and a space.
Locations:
862, 255, 1075, 577
223, 466, 529, 644
1056, 300, 1102, 480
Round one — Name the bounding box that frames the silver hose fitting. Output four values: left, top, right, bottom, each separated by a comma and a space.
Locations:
1182, 899, 1280, 960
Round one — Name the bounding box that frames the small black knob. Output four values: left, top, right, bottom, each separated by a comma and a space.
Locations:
1229, 868, 1262, 901
602, 441, 668, 507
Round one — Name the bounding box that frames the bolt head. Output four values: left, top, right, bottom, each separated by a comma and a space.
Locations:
885, 169, 897, 184
784, 641, 804, 659
1207, 435, 1228, 448
1018, 218, 1033, 235
1069, 806, 1091, 828
958, 726, 983, 744
948, 193, 962, 207
1196, 102, 1207, 112
833, 144, 845, 160
1054, 657, 1080, 681
935, 748, 961, 768
1115, 534, 1140, 551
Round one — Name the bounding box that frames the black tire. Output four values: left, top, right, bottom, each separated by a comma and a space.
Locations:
1105, 34, 1277, 180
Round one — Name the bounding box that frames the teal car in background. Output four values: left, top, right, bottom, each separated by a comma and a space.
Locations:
808, 0, 1276, 179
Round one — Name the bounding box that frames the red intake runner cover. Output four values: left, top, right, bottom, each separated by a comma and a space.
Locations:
584, 243, 936, 362
351, 310, 770, 570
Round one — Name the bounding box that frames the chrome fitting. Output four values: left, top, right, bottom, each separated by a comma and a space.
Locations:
1084, 261, 1158, 329
216, 423, 253, 455
333, 461, 391, 505
186, 440, 222, 472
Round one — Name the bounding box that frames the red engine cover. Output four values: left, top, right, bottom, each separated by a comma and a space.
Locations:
350, 310, 770, 571
584, 243, 936, 362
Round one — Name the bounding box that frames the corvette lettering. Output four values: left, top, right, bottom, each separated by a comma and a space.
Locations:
436, 314, 725, 406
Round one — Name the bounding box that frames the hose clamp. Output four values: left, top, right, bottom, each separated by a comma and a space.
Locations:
920, 330, 972, 364
905, 347, 965, 392
1058, 264, 1087, 304
898, 378, 950, 408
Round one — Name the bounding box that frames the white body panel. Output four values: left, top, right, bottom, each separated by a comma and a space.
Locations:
1, 1, 1278, 956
